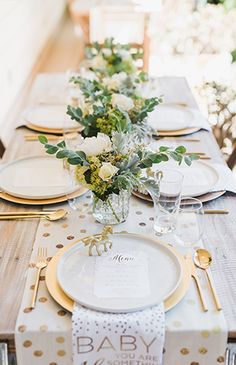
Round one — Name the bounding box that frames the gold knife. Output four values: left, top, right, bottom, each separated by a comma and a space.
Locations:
203, 209, 229, 214
185, 254, 208, 312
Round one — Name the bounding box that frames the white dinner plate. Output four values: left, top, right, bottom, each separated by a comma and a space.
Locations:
148, 104, 194, 131
23, 104, 78, 129
57, 232, 182, 313
149, 160, 219, 197
0, 156, 79, 200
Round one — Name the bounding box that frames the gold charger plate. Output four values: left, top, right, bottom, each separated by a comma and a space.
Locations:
154, 127, 200, 137
26, 123, 83, 135
45, 234, 191, 313
132, 189, 226, 204
0, 187, 88, 205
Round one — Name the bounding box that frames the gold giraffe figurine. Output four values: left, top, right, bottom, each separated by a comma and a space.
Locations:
82, 226, 113, 256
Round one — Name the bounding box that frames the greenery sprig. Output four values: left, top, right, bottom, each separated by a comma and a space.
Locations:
38, 133, 199, 201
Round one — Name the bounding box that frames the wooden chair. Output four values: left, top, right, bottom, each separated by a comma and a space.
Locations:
227, 145, 236, 170
89, 6, 150, 72
0, 138, 5, 158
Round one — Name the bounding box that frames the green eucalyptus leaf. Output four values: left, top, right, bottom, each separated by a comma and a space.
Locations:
46, 146, 58, 154
175, 146, 186, 154
57, 140, 66, 148
38, 135, 48, 144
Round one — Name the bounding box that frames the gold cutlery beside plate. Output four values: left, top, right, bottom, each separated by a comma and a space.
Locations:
31, 247, 48, 309
185, 254, 208, 312
0, 209, 68, 221
24, 132, 78, 141
194, 249, 222, 311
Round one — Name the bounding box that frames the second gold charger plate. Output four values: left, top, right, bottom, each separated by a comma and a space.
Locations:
155, 127, 200, 137
46, 233, 191, 313
132, 189, 226, 204
0, 187, 88, 205
26, 123, 83, 135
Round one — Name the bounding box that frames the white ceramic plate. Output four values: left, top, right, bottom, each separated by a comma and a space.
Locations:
0, 156, 79, 200
57, 232, 182, 313
148, 104, 194, 131
23, 104, 78, 129
148, 161, 219, 197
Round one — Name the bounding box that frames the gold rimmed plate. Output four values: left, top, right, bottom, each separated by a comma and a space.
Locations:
154, 127, 200, 137
26, 123, 83, 135
132, 190, 226, 204
45, 233, 191, 313
0, 187, 88, 205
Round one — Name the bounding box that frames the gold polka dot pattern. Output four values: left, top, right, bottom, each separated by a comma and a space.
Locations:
18, 325, 26, 333
201, 330, 210, 338
40, 325, 48, 332
199, 347, 208, 354
39, 297, 47, 303
23, 340, 32, 348
57, 350, 66, 356
56, 337, 65, 343
180, 348, 190, 355
34, 350, 43, 357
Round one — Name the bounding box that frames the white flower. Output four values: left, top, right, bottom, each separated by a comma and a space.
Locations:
111, 93, 134, 111
98, 162, 119, 181
91, 55, 107, 69
118, 49, 132, 60
103, 72, 127, 90
102, 48, 112, 57
78, 133, 112, 156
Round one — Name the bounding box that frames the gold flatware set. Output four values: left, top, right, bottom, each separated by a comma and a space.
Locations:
186, 249, 222, 312
0, 208, 68, 221
24, 132, 77, 141
31, 247, 48, 309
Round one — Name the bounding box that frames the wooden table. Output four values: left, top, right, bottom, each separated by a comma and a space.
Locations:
0, 77, 236, 356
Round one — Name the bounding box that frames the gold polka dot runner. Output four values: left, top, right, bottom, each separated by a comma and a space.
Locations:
15, 193, 227, 365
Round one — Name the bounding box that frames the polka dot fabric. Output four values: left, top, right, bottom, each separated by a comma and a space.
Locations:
15, 193, 227, 365
72, 303, 165, 365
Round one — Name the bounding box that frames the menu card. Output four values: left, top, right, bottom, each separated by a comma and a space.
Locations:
94, 251, 150, 298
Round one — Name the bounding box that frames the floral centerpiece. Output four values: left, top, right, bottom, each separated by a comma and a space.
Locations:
83, 37, 143, 77
39, 133, 197, 224
66, 76, 160, 138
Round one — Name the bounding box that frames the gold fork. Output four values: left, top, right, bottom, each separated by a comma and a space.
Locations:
31, 247, 48, 309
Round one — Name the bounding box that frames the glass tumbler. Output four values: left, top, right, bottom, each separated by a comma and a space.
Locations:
150, 169, 183, 235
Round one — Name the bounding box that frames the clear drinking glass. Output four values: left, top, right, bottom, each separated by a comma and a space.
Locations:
173, 197, 204, 248
149, 169, 183, 235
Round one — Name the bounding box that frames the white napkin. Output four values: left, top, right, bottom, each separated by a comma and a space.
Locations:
211, 163, 236, 193
72, 303, 165, 365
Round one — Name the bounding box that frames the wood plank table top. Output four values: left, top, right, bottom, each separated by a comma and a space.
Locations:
0, 76, 236, 345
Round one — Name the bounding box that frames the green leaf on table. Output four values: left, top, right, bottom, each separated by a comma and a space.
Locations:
57, 140, 66, 148
46, 146, 58, 154
38, 135, 48, 144
184, 156, 192, 166
159, 146, 169, 152
175, 146, 186, 154
56, 150, 71, 159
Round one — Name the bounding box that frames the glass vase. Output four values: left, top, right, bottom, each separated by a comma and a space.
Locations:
92, 190, 131, 224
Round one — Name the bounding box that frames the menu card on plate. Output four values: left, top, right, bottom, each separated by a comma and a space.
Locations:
94, 251, 150, 298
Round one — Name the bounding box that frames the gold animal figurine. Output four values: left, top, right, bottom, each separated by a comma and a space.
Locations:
82, 226, 113, 256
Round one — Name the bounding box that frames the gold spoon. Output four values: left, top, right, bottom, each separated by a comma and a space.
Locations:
0, 209, 68, 221
0, 209, 67, 216
194, 249, 222, 311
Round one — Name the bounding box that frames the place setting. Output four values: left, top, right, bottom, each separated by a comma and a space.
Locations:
0, 155, 88, 207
